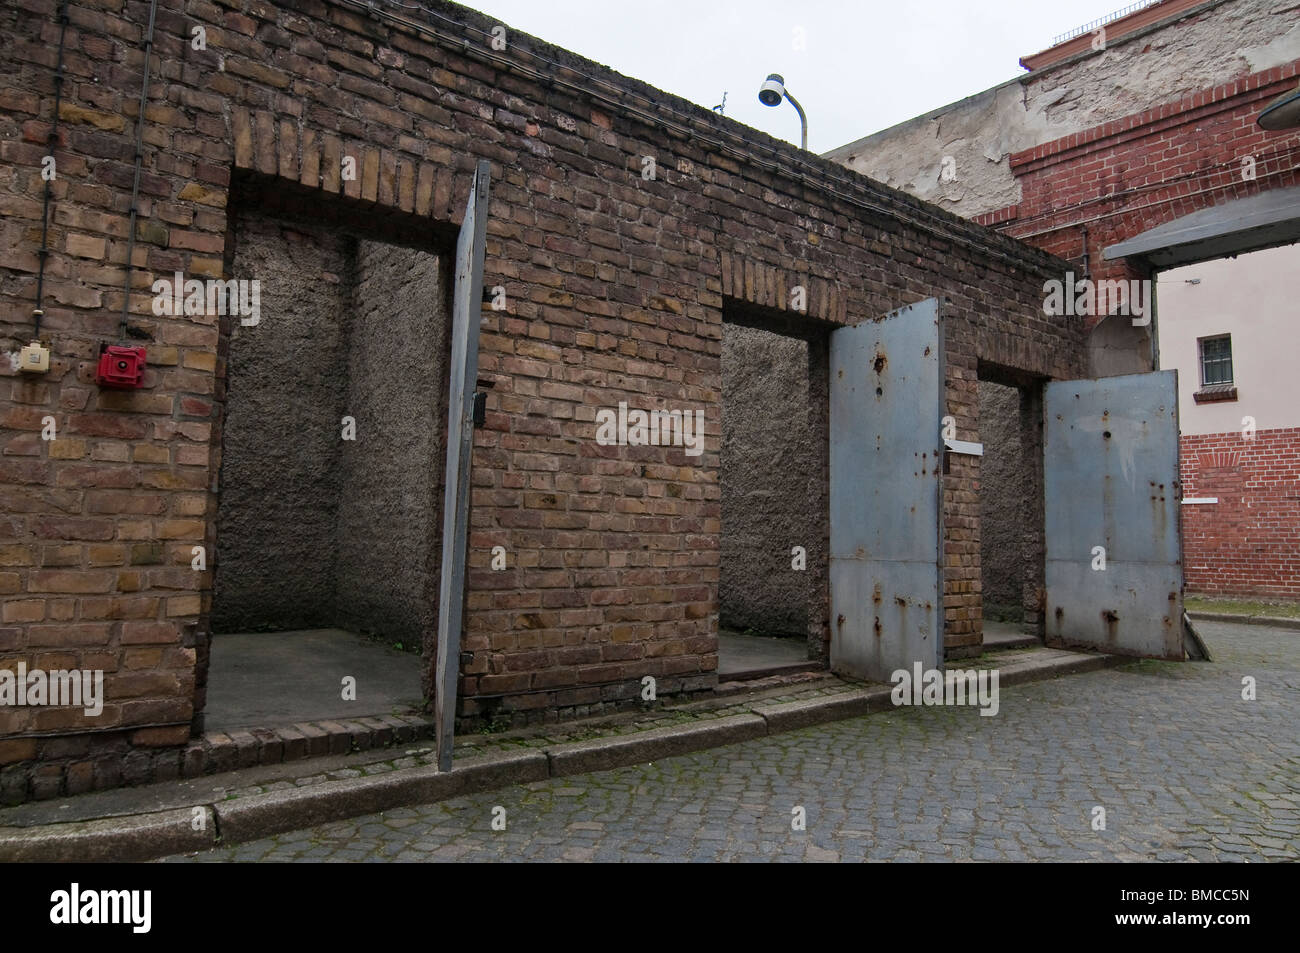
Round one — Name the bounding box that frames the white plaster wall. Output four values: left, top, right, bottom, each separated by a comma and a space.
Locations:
1156, 242, 1300, 435
825, 0, 1300, 217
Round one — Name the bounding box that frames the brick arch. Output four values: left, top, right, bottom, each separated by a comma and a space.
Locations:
717, 251, 847, 326
227, 107, 468, 223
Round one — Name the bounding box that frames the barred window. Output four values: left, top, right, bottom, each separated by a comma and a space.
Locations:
1199, 335, 1233, 386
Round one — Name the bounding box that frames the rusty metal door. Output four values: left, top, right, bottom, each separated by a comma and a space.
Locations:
829, 298, 944, 682
434, 159, 490, 771
1043, 370, 1184, 659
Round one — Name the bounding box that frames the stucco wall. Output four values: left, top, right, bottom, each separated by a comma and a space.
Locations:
825, 0, 1300, 217
334, 241, 448, 649
1157, 243, 1300, 435
720, 323, 814, 637
212, 217, 350, 632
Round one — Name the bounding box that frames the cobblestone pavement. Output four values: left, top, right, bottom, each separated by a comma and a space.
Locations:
166, 621, 1299, 862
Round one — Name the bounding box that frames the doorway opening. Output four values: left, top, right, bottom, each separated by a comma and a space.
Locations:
201, 182, 452, 733
976, 366, 1046, 648
719, 305, 829, 679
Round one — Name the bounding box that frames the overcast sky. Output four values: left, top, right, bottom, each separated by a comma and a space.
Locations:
461, 0, 1141, 153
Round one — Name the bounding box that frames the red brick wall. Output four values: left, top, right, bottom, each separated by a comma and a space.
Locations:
1181, 428, 1300, 599
976, 60, 1300, 296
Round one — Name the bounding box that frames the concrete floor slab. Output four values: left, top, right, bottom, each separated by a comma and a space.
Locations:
717, 630, 810, 677
983, 621, 1041, 650
205, 629, 423, 732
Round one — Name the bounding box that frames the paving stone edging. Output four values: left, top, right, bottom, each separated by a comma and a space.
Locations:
0, 651, 1123, 862
1188, 611, 1300, 631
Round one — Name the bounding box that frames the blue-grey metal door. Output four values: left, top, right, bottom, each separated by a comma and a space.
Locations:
1043, 370, 1184, 659
829, 299, 944, 682
434, 159, 490, 771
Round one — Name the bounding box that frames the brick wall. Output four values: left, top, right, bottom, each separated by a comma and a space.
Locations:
0, 0, 1088, 798
1181, 427, 1300, 599
977, 60, 1300, 292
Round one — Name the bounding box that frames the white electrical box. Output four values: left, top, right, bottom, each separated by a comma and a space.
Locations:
19, 340, 49, 374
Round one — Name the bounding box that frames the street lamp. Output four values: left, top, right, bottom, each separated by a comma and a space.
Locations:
1257, 82, 1300, 130
758, 73, 807, 150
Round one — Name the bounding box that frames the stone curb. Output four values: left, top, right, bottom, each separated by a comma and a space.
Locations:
214, 750, 549, 845
545, 714, 767, 776
0, 650, 1119, 861
1189, 612, 1300, 631
752, 687, 892, 732
998, 652, 1124, 684
0, 806, 214, 863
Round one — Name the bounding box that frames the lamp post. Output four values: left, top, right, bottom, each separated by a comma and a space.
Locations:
1257, 82, 1300, 130
758, 73, 807, 150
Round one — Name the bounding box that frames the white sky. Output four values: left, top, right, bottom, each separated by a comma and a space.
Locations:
460, 0, 1136, 154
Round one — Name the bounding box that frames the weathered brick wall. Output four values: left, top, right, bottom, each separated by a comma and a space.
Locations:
0, 0, 1087, 796
1181, 428, 1300, 599
979, 60, 1300, 289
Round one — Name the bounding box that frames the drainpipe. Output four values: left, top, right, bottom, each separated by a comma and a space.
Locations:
119, 0, 159, 342
1149, 272, 1160, 371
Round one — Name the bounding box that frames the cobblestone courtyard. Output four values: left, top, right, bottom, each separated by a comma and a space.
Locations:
167, 621, 1299, 862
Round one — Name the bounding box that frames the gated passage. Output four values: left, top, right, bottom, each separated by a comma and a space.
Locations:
829, 299, 944, 682
1044, 369, 1184, 659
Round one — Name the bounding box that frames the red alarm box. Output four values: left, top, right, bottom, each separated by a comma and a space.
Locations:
96, 345, 147, 389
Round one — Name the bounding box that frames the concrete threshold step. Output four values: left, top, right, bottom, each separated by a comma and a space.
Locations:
195, 713, 436, 778
718, 660, 826, 682
982, 634, 1042, 651
0, 646, 1122, 862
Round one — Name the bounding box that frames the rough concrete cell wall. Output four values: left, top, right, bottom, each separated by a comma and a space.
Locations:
720, 324, 812, 637
334, 241, 447, 649
978, 380, 1025, 618
211, 217, 351, 633
825, 0, 1300, 216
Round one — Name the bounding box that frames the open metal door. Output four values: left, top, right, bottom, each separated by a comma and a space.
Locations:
829, 299, 944, 682
1043, 369, 1184, 659
434, 159, 490, 771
